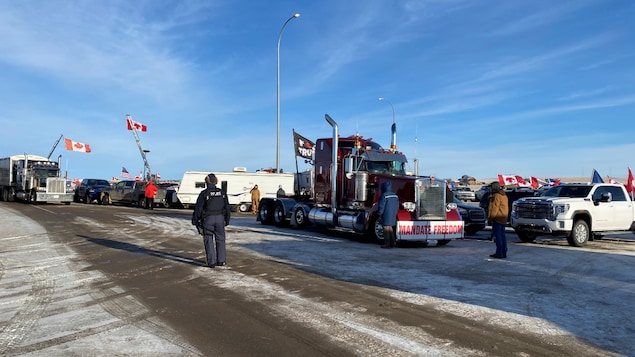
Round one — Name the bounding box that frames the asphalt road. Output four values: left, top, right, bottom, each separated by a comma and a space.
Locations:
1, 202, 633, 356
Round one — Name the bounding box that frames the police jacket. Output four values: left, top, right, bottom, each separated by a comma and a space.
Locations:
377, 181, 399, 226
192, 184, 231, 225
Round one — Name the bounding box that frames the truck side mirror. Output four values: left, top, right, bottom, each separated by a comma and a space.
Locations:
344, 156, 353, 175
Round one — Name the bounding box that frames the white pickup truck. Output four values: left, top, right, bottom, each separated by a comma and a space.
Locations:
510, 183, 635, 246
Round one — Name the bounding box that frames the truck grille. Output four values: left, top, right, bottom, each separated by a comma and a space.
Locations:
416, 178, 446, 220
469, 210, 486, 220
515, 201, 552, 220
46, 178, 67, 194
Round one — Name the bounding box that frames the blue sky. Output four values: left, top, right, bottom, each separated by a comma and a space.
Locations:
1, 1, 634, 181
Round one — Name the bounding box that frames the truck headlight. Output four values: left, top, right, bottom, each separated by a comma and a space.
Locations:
446, 202, 457, 212
551, 204, 569, 220
403, 202, 416, 212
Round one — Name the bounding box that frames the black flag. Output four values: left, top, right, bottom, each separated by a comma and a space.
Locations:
293, 130, 315, 160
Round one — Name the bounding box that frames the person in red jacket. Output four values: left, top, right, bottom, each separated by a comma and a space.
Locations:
144, 181, 159, 210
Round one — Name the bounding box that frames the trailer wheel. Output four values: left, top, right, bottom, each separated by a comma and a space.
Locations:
292, 207, 308, 228
258, 200, 273, 225
568, 220, 589, 247
236, 203, 249, 213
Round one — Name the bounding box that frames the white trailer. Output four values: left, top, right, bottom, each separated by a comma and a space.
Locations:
176, 169, 295, 211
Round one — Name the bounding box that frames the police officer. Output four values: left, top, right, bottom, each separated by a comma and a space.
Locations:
192, 173, 231, 268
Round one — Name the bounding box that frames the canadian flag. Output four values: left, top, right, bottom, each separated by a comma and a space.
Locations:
64, 138, 91, 153
530, 176, 548, 189
627, 167, 635, 194
515, 175, 531, 187
127, 118, 147, 132
498, 174, 518, 186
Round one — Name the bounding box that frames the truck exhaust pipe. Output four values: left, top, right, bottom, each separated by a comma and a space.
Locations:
390, 122, 397, 152
325, 114, 338, 223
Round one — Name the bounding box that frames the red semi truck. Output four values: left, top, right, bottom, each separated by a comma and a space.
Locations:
257, 114, 464, 245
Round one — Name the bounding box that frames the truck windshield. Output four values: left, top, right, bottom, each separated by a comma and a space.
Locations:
543, 185, 592, 198
366, 160, 406, 175
33, 168, 59, 178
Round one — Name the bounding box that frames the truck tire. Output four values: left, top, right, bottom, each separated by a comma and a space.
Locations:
258, 200, 273, 225
100, 193, 109, 205
273, 202, 287, 226
437, 239, 451, 246
516, 230, 537, 243
74, 192, 80, 203
137, 196, 145, 208
84, 193, 90, 204
567, 220, 589, 247
365, 216, 384, 243
292, 207, 308, 228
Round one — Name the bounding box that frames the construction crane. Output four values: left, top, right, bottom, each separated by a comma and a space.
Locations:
47, 134, 64, 160
126, 114, 152, 180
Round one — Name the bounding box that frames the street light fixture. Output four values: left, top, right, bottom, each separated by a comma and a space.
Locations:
378, 97, 395, 124
276, 13, 300, 173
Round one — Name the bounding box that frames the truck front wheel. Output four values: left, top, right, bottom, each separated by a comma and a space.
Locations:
365, 216, 384, 243
568, 220, 589, 247
292, 207, 308, 228
516, 230, 537, 243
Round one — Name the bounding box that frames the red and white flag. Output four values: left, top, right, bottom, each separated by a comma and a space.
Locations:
530, 176, 548, 189
498, 174, 518, 186
64, 138, 91, 153
608, 177, 622, 185
515, 175, 531, 187
627, 167, 635, 194
156, 172, 161, 180
127, 118, 147, 132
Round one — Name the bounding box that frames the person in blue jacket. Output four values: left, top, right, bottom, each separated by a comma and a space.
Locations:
377, 181, 399, 248
192, 173, 231, 268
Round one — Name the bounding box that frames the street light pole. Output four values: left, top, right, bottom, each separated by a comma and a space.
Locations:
378, 97, 397, 152
378, 97, 395, 124
276, 13, 300, 173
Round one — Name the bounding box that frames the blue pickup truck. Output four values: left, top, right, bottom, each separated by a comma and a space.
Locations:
73, 178, 111, 204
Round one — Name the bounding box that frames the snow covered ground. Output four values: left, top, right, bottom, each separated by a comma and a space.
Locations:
1, 204, 634, 356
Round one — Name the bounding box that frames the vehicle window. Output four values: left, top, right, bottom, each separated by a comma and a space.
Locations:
607, 186, 626, 201
195, 181, 205, 189
125, 181, 134, 188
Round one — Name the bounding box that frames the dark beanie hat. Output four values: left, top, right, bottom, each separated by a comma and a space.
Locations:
491, 181, 501, 191
205, 173, 217, 185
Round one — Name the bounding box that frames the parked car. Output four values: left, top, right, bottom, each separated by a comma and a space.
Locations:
454, 197, 486, 235
74, 178, 111, 204
105, 180, 171, 208
453, 186, 477, 202
475, 185, 490, 201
